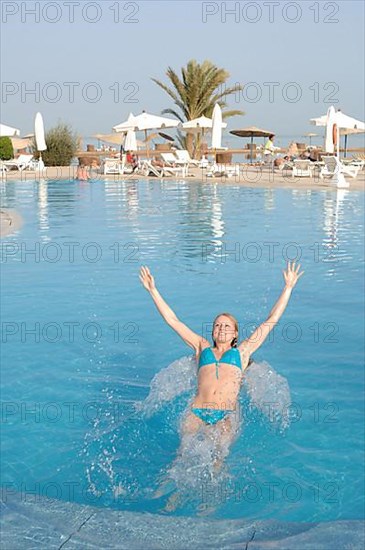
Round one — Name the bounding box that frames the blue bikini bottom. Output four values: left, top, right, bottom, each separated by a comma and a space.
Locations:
191, 408, 234, 425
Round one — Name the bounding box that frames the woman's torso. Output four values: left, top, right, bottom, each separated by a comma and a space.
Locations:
192, 343, 250, 410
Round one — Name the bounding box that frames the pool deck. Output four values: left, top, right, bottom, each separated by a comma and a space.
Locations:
1, 165, 365, 191
1, 491, 364, 549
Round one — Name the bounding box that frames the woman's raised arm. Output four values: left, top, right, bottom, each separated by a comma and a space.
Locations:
238, 261, 304, 356
139, 266, 204, 352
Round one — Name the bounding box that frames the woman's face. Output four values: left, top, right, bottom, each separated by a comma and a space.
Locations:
212, 315, 237, 345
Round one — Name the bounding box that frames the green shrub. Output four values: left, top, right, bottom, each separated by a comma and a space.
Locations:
0, 137, 14, 160
33, 123, 79, 166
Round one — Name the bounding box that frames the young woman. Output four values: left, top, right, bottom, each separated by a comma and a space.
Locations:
139, 262, 303, 476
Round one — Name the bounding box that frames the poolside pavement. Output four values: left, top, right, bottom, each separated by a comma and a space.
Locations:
1, 165, 364, 191
1, 490, 364, 549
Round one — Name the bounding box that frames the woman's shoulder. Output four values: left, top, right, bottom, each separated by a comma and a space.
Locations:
197, 339, 211, 353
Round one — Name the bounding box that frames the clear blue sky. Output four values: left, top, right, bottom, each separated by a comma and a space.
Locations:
1, 0, 364, 138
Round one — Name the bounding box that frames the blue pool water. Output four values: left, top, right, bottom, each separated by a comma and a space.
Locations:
1, 178, 364, 523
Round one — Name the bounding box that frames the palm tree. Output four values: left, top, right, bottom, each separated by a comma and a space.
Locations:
152, 60, 244, 157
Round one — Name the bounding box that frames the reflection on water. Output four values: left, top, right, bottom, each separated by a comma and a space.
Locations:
0, 179, 359, 275
323, 189, 348, 249
322, 189, 350, 278
38, 179, 49, 238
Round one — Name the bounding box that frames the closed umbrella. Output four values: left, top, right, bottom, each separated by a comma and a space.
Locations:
230, 126, 275, 163
34, 112, 47, 168
124, 129, 137, 151
158, 132, 175, 142
0, 123, 20, 137
324, 106, 337, 154
211, 104, 223, 149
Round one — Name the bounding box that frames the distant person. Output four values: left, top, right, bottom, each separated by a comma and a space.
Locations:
287, 142, 298, 159
264, 134, 276, 155
120, 143, 125, 160
308, 149, 321, 162
76, 162, 90, 181
126, 151, 139, 172
274, 155, 291, 168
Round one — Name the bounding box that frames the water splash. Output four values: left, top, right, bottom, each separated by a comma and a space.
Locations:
81, 356, 291, 508
135, 355, 197, 418
243, 360, 292, 431
137, 355, 291, 431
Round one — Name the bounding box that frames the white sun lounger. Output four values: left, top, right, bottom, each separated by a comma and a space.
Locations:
292, 159, 313, 178
174, 150, 200, 167
102, 158, 133, 175
2, 154, 34, 172
160, 153, 189, 176
320, 156, 360, 179
140, 160, 186, 178
206, 163, 240, 178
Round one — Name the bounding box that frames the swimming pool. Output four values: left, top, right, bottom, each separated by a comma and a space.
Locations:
1, 178, 364, 524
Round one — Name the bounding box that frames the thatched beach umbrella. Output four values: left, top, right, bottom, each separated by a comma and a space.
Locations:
230, 126, 274, 163
303, 132, 318, 146
93, 133, 124, 145
10, 137, 32, 152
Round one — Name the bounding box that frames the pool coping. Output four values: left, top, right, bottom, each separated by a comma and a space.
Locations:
1, 491, 364, 549
1, 165, 365, 191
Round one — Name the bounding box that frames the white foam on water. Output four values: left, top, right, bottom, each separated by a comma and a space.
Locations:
83, 356, 292, 505
137, 356, 292, 431
243, 360, 292, 431
135, 355, 198, 417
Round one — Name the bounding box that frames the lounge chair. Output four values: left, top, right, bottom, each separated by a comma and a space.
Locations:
2, 154, 34, 171
102, 158, 132, 175
342, 157, 365, 170
320, 156, 360, 180
292, 159, 313, 178
160, 153, 188, 176
160, 152, 180, 165
206, 163, 240, 178
174, 150, 200, 167
140, 160, 186, 178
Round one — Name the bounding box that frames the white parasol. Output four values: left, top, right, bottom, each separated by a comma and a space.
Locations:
211, 104, 223, 149
182, 115, 227, 134
324, 106, 337, 155
124, 129, 137, 151
0, 123, 20, 137
34, 112, 47, 168
310, 107, 365, 157
113, 111, 179, 156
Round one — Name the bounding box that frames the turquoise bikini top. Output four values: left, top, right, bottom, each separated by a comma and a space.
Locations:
198, 347, 242, 379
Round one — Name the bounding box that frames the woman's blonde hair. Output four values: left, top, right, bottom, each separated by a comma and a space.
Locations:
212, 312, 239, 347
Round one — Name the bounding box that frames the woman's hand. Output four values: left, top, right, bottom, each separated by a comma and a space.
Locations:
139, 265, 156, 292
283, 261, 304, 289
